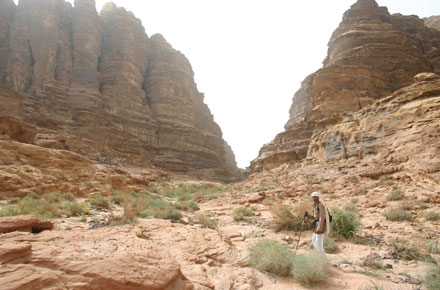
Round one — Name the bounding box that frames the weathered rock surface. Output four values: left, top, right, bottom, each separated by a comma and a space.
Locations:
308, 73, 440, 176
0, 220, 264, 290
251, 0, 440, 171
0, 225, 194, 290
0, 0, 240, 181
0, 134, 169, 198
0, 215, 53, 234
425, 15, 440, 31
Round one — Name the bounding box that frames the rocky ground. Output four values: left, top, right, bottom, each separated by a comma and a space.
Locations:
1, 157, 439, 289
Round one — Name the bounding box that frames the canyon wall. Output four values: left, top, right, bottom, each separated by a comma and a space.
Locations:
0, 0, 240, 181
251, 0, 440, 171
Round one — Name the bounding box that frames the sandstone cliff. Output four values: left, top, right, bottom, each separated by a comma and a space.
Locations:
426, 15, 440, 31
0, 0, 239, 181
251, 0, 440, 171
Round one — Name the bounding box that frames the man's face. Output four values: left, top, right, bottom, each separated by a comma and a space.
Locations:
312, 196, 319, 204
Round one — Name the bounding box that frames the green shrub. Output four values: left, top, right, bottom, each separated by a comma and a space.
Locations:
383, 209, 413, 221
361, 254, 384, 270
42, 192, 64, 203
387, 189, 405, 201
18, 194, 59, 219
62, 192, 76, 201
248, 240, 295, 276
195, 213, 217, 229
151, 206, 182, 221
425, 266, 440, 290
174, 201, 199, 212
324, 237, 339, 253
233, 207, 255, 221
425, 211, 440, 221
62, 201, 90, 217
0, 206, 20, 217
292, 251, 331, 285
331, 208, 360, 238
88, 195, 110, 209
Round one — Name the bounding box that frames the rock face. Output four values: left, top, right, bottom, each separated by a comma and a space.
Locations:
425, 16, 440, 31
308, 72, 440, 174
0, 220, 263, 290
0, 225, 194, 290
0, 0, 239, 181
0, 134, 170, 198
251, 0, 440, 171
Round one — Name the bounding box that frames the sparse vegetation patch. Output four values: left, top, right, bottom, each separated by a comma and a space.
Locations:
248, 240, 295, 276
292, 251, 331, 285
331, 208, 360, 238
383, 209, 413, 221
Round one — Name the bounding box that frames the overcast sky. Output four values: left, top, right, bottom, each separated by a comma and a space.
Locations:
16, 0, 440, 168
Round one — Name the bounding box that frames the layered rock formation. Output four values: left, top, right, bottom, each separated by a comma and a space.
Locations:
0, 0, 239, 181
1, 225, 194, 290
308, 72, 440, 174
251, 0, 440, 171
426, 16, 440, 31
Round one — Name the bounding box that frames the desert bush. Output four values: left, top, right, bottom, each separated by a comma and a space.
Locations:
18, 193, 59, 219
380, 176, 395, 186
324, 237, 339, 253
151, 206, 182, 221
233, 207, 255, 221
292, 251, 331, 285
361, 254, 384, 270
389, 238, 435, 263
331, 208, 360, 238
42, 192, 64, 203
354, 187, 368, 195
399, 203, 412, 211
271, 202, 312, 232
271, 205, 301, 232
425, 211, 440, 221
159, 183, 225, 201
88, 195, 110, 209
194, 213, 217, 229
62, 201, 90, 217
109, 214, 137, 226
386, 189, 405, 201
425, 266, 440, 290
383, 209, 413, 221
248, 240, 295, 276
343, 203, 357, 212
0, 206, 20, 217
174, 201, 199, 212
425, 240, 440, 255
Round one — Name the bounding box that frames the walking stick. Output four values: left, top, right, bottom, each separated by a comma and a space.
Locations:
295, 218, 305, 253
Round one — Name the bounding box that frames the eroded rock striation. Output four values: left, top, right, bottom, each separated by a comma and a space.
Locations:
251, 0, 440, 171
0, 0, 240, 181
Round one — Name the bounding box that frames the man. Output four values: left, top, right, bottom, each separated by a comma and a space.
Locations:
304, 191, 330, 253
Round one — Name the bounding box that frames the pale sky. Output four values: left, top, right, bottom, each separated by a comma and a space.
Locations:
15, 0, 440, 168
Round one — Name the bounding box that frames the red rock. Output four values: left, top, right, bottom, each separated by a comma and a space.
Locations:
251, 0, 440, 171
0, 0, 240, 182
0, 215, 53, 233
